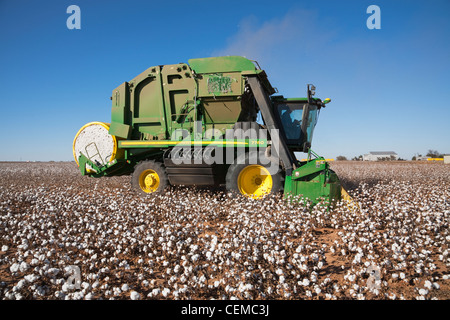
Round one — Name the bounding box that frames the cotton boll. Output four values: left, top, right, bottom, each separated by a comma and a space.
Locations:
15, 279, 26, 291
151, 288, 161, 296
85, 292, 94, 300
162, 288, 170, 297
130, 291, 141, 300
24, 274, 40, 283
10, 263, 20, 273
418, 288, 428, 296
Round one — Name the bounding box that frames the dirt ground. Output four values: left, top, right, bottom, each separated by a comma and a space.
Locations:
0, 161, 448, 300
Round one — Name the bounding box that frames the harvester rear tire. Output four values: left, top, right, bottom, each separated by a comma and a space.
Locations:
132, 160, 168, 195
226, 151, 282, 198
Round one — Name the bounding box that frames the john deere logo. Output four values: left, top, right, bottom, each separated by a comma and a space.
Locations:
207, 75, 235, 94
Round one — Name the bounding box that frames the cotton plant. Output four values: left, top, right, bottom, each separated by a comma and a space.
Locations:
0, 161, 448, 300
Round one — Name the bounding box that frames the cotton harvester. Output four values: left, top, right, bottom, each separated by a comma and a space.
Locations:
73, 56, 349, 205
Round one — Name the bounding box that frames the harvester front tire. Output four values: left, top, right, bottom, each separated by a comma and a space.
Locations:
132, 160, 168, 195
226, 151, 282, 199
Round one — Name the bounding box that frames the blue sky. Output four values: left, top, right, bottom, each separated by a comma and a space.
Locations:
0, 0, 449, 161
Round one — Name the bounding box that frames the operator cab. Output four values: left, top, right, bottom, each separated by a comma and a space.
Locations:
271, 85, 329, 152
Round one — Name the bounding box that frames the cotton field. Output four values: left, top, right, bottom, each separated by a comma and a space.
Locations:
0, 161, 448, 300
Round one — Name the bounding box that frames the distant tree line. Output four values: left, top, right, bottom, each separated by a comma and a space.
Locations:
412, 149, 444, 160
341, 155, 406, 161
337, 149, 444, 161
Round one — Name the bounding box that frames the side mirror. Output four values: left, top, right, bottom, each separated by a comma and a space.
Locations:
307, 84, 316, 103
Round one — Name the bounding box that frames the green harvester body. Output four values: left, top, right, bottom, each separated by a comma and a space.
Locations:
75, 56, 342, 205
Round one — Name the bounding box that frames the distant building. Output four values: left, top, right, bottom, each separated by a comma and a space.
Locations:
363, 151, 398, 161
444, 155, 450, 164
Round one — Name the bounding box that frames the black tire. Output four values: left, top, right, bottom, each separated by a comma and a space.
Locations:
225, 151, 282, 198
131, 160, 168, 195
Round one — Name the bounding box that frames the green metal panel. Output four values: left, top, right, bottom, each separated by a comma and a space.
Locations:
160, 63, 197, 136
284, 174, 341, 206
293, 158, 327, 178
202, 98, 243, 125
188, 56, 256, 74
284, 158, 342, 205
110, 82, 130, 131
129, 66, 167, 139
109, 121, 131, 139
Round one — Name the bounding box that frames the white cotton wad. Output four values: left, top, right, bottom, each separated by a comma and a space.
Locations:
73, 122, 118, 169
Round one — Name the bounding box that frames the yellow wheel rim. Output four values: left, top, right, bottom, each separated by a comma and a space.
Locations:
139, 169, 160, 193
237, 165, 273, 199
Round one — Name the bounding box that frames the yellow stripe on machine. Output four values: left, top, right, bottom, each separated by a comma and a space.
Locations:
119, 140, 249, 147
